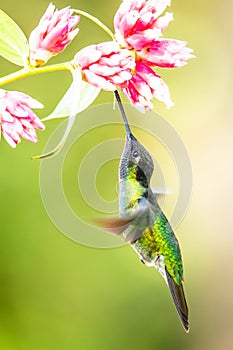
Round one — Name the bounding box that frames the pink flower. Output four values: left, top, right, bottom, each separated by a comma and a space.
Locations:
74, 42, 135, 91
114, 0, 173, 50
138, 39, 194, 68
122, 61, 173, 110
114, 0, 194, 110
0, 90, 44, 148
29, 3, 80, 67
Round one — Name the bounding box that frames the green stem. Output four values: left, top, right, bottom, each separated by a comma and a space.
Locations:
72, 9, 115, 41
0, 9, 114, 88
0, 62, 73, 87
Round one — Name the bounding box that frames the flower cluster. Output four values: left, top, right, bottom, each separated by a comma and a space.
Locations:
113, 0, 193, 109
72, 0, 193, 110
1, 3, 80, 148
29, 3, 80, 67
0, 90, 44, 148
0, 0, 194, 148
74, 42, 135, 91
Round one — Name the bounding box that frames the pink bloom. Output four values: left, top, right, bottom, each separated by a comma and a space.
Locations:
122, 61, 173, 110
114, 0, 194, 110
114, 0, 172, 50
0, 90, 44, 148
138, 39, 194, 68
29, 3, 80, 67
74, 42, 135, 91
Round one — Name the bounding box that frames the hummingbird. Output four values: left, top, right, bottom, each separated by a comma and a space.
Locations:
96, 91, 189, 332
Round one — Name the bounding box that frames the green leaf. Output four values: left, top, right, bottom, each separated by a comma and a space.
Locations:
42, 74, 100, 121
0, 9, 29, 67
33, 68, 100, 159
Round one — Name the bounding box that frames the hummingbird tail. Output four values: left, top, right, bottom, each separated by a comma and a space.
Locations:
165, 268, 189, 333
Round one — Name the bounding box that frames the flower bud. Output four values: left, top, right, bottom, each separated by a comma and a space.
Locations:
0, 90, 44, 148
29, 3, 80, 67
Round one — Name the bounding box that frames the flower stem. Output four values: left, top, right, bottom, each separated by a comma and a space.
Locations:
0, 62, 73, 87
72, 9, 115, 41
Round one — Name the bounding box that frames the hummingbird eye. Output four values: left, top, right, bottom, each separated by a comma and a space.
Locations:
132, 150, 138, 158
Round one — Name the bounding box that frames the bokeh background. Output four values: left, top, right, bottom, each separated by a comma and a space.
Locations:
0, 0, 233, 349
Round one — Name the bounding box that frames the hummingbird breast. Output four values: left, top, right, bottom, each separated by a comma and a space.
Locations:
119, 161, 149, 214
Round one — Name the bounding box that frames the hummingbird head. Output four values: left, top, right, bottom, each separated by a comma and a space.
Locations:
120, 132, 154, 184
114, 90, 154, 185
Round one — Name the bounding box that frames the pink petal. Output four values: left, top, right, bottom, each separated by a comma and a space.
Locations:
151, 0, 171, 18
154, 12, 173, 31
111, 70, 132, 85
0, 89, 45, 148
84, 70, 116, 91
89, 63, 121, 77
42, 3, 55, 21
2, 110, 14, 122
126, 28, 161, 50
122, 83, 153, 110
138, 39, 194, 67
74, 42, 134, 91
114, 31, 129, 48
121, 60, 173, 110
31, 117, 45, 130
114, 0, 141, 31
114, 0, 172, 50
2, 130, 18, 148
119, 11, 140, 37
130, 74, 153, 100
95, 41, 120, 56
29, 3, 80, 66
74, 46, 102, 68
8, 91, 44, 109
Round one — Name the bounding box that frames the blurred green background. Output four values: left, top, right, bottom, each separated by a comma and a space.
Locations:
1, 0, 233, 349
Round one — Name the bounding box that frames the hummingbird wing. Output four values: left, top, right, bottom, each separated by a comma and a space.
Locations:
165, 267, 189, 333
152, 187, 172, 197
94, 200, 156, 242
93, 215, 138, 235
